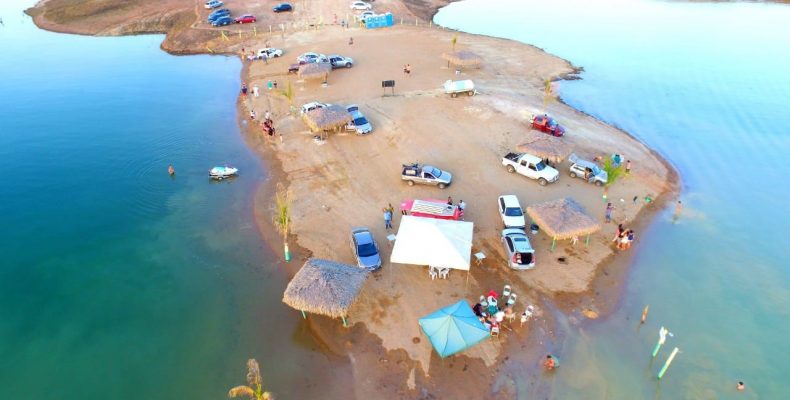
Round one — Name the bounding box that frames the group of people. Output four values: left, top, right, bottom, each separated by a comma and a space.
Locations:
613, 223, 635, 250
446, 196, 466, 219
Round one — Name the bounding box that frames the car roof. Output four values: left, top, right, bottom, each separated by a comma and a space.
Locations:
499, 195, 521, 208
511, 235, 534, 252
518, 153, 542, 163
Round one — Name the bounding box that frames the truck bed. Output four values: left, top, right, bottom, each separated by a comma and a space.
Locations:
503, 152, 522, 162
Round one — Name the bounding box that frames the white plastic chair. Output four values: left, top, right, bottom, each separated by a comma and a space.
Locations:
480, 295, 488, 308
487, 296, 498, 308
494, 311, 505, 323
491, 325, 500, 337
429, 269, 437, 280
507, 293, 517, 306
503, 285, 512, 298
439, 268, 449, 279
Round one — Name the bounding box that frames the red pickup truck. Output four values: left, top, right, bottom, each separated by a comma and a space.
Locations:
530, 114, 565, 137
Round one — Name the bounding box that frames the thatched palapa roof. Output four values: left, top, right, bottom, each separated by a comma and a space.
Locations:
282, 258, 368, 318
298, 62, 331, 80
442, 51, 482, 68
516, 131, 572, 163
303, 105, 352, 132
527, 198, 601, 240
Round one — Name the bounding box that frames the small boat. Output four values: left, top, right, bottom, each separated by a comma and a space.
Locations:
209, 165, 239, 179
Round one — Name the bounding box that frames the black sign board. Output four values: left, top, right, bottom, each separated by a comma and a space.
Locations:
382, 80, 395, 96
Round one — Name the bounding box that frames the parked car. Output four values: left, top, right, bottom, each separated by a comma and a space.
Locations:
502, 152, 560, 186
501, 229, 536, 270
568, 153, 608, 186
498, 195, 526, 229
207, 8, 230, 22
530, 114, 565, 137
300, 101, 329, 114
272, 3, 293, 12
257, 47, 283, 59
357, 11, 375, 22
205, 0, 224, 10
350, 1, 372, 10
345, 104, 372, 135
211, 16, 233, 26
235, 14, 257, 24
296, 52, 328, 64
328, 54, 354, 69
443, 79, 475, 97
350, 227, 382, 270
401, 163, 453, 188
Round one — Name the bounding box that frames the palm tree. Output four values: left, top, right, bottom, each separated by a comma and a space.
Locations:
280, 80, 295, 114
228, 359, 273, 400
272, 183, 293, 261
603, 158, 624, 187
543, 78, 556, 109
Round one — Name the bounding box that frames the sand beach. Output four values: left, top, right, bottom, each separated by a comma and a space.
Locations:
27, 0, 678, 397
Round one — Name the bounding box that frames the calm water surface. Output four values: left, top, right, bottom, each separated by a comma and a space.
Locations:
437, 0, 789, 398
0, 2, 347, 399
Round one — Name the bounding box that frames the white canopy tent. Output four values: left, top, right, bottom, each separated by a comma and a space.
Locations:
390, 216, 474, 271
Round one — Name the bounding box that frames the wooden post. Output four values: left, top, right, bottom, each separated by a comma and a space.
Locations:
551, 237, 557, 251
657, 347, 679, 379
301, 310, 306, 319
342, 316, 348, 327
641, 305, 649, 324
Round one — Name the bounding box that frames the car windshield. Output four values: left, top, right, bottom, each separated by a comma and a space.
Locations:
548, 119, 557, 127
430, 168, 442, 177
505, 207, 522, 217
353, 117, 368, 126
357, 242, 377, 258
591, 166, 602, 175
534, 161, 546, 171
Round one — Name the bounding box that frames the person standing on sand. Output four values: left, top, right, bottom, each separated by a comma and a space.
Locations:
349, 37, 354, 45
406, 64, 412, 77
605, 202, 614, 223
386, 203, 395, 215
625, 159, 632, 174
265, 110, 271, 121
241, 82, 248, 97
447, 196, 453, 206
252, 84, 259, 98
250, 110, 256, 120
383, 208, 393, 230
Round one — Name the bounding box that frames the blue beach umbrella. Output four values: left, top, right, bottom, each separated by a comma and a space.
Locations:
418, 300, 490, 358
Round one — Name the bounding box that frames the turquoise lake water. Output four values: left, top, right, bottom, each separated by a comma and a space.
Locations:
0, 2, 350, 399
437, 0, 789, 398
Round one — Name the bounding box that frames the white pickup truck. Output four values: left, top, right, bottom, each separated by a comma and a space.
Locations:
502, 152, 560, 186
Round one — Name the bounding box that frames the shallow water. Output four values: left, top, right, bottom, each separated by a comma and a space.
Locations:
0, 2, 348, 399
436, 0, 790, 398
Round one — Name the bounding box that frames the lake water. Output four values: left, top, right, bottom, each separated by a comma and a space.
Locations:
0, 2, 349, 399
436, 0, 789, 398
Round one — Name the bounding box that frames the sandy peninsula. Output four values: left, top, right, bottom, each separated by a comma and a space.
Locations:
28, 0, 677, 397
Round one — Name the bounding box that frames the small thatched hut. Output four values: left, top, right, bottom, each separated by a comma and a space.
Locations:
527, 197, 601, 250
442, 51, 483, 69
282, 258, 369, 326
298, 62, 331, 82
517, 131, 572, 164
302, 105, 352, 136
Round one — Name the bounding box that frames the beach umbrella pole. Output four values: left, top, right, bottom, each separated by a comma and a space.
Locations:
657, 347, 679, 380
301, 310, 306, 319
342, 316, 348, 327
